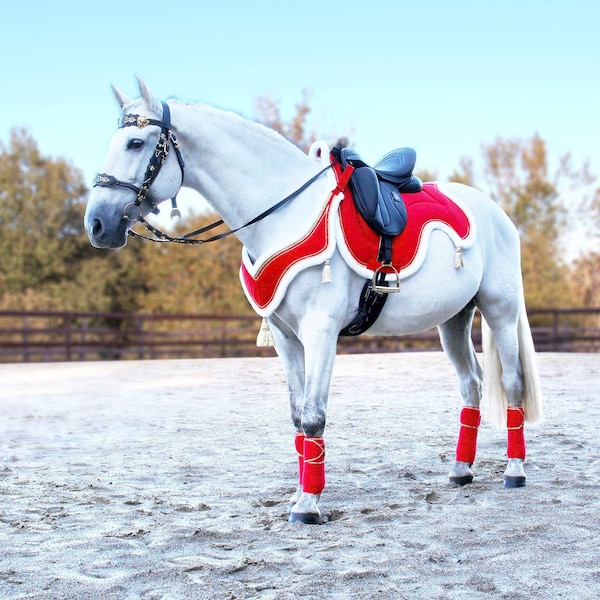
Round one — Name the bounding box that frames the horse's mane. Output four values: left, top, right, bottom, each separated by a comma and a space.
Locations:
174, 100, 307, 159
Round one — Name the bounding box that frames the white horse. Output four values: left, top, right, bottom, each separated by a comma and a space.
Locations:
84, 77, 543, 524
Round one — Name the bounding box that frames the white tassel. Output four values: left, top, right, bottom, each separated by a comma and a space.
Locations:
321, 260, 332, 283
256, 317, 275, 347
454, 246, 464, 269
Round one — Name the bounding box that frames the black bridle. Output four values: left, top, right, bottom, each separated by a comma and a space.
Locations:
93, 101, 334, 245
93, 101, 185, 222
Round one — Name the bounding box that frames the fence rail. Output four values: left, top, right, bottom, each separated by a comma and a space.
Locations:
0, 308, 598, 362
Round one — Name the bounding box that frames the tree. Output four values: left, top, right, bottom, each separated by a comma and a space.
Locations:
254, 90, 350, 153
0, 128, 87, 307
135, 212, 251, 315
0, 128, 147, 314
450, 133, 594, 309
571, 252, 600, 309
568, 177, 600, 309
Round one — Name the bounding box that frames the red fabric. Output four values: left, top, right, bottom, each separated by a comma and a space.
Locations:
240, 192, 336, 311
295, 433, 305, 485
456, 407, 481, 463
302, 436, 326, 494
507, 407, 526, 459
240, 160, 471, 311
335, 160, 472, 273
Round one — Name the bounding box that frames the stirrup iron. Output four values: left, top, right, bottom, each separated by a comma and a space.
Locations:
371, 263, 400, 294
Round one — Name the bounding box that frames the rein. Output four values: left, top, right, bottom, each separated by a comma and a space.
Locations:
94, 99, 333, 245
129, 162, 335, 245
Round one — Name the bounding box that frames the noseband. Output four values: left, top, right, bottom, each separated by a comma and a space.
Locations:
93, 101, 185, 221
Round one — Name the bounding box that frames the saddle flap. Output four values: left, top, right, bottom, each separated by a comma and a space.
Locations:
350, 167, 408, 236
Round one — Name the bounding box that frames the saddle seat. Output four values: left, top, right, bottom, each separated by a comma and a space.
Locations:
333, 146, 423, 238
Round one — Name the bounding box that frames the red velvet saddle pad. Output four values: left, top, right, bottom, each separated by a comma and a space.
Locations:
337, 178, 472, 273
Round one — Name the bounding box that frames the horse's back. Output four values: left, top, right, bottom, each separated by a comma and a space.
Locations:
436, 181, 519, 248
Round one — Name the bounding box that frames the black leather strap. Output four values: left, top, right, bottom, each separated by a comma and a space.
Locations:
339, 276, 389, 336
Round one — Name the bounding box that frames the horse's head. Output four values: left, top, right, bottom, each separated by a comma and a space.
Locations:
84, 76, 185, 248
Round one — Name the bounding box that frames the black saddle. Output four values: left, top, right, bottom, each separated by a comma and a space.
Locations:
333, 146, 422, 238
333, 146, 423, 334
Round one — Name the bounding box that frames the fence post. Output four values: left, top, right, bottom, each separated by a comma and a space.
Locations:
552, 310, 559, 352
137, 315, 145, 360
22, 314, 29, 362
64, 316, 72, 361
221, 318, 227, 358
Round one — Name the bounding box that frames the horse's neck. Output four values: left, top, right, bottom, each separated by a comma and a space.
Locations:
172, 101, 328, 253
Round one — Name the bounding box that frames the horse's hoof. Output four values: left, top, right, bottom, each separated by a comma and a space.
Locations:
289, 511, 322, 525
449, 474, 474, 486
503, 475, 526, 488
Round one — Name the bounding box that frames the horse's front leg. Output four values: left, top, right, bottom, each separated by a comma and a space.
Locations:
275, 316, 338, 525
289, 329, 337, 524
266, 316, 306, 507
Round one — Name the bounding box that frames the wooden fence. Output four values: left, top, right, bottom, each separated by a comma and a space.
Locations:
0, 308, 598, 362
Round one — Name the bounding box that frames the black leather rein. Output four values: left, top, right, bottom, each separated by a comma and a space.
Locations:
93, 101, 333, 245
128, 161, 335, 245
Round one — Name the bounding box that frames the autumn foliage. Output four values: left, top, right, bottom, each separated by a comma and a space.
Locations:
1, 100, 598, 322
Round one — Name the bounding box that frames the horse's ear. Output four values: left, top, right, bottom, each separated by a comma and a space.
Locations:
135, 75, 162, 116
112, 84, 134, 111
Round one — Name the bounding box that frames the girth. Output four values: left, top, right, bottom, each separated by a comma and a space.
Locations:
339, 275, 389, 337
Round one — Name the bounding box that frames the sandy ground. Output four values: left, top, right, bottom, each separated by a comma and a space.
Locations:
1, 351, 599, 599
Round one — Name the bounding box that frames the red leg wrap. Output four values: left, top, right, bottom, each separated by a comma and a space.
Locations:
295, 433, 305, 485
302, 437, 325, 494
507, 407, 526, 459
456, 407, 481, 464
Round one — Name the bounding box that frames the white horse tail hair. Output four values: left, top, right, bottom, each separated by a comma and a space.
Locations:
481, 295, 544, 428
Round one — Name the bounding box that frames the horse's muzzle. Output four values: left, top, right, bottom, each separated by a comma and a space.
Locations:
84, 210, 129, 249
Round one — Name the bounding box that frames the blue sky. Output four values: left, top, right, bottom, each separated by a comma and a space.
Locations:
2, 0, 599, 198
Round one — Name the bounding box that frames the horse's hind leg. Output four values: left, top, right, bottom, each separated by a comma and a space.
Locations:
438, 300, 483, 485
480, 305, 528, 488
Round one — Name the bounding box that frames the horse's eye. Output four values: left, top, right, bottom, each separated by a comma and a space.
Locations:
127, 138, 144, 150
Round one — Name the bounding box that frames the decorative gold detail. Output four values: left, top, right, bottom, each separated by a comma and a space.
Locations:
137, 115, 150, 128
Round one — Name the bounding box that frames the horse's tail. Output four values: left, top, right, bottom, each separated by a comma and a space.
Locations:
481, 295, 544, 428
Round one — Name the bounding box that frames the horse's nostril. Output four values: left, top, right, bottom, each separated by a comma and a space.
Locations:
92, 218, 103, 237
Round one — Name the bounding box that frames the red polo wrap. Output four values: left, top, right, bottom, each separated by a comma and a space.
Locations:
507, 407, 526, 459
302, 437, 326, 494
295, 433, 305, 485
456, 407, 481, 463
